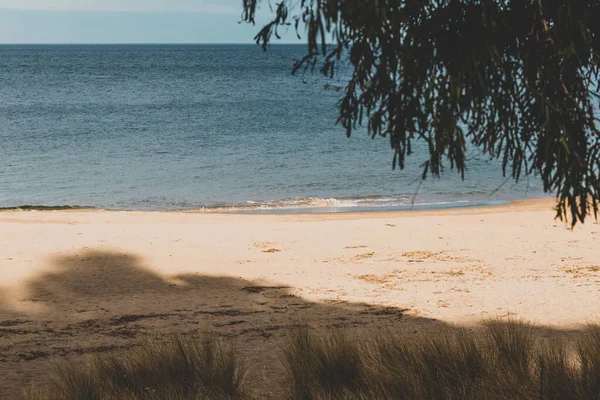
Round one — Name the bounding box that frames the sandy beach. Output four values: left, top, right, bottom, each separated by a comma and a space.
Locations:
1, 198, 599, 397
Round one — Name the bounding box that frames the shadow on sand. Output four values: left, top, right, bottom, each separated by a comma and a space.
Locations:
0, 249, 587, 398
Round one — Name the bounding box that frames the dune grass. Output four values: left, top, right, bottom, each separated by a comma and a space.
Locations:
281, 320, 600, 400
26, 334, 249, 400
25, 321, 600, 399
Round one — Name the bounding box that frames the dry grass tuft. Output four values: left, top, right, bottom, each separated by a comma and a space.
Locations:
25, 333, 249, 400
281, 320, 600, 400
281, 324, 364, 399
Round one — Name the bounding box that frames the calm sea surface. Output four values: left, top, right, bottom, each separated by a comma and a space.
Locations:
0, 45, 547, 212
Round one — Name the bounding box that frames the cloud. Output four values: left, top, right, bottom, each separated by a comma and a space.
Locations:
0, 0, 244, 13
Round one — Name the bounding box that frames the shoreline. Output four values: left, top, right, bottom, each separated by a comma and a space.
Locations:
0, 196, 557, 219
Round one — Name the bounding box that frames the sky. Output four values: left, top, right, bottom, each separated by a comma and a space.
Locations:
0, 0, 302, 44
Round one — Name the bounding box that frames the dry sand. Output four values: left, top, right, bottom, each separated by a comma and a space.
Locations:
0, 198, 599, 397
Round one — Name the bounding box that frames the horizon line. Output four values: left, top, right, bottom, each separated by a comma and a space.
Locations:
0, 42, 309, 46
0, 7, 242, 15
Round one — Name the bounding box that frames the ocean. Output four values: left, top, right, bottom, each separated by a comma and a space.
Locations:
0, 44, 547, 213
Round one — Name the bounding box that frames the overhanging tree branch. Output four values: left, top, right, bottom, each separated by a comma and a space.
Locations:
242, 0, 600, 226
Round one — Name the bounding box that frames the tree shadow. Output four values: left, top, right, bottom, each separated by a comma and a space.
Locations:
0, 249, 587, 399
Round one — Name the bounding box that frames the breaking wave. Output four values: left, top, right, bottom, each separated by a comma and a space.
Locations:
193, 196, 505, 214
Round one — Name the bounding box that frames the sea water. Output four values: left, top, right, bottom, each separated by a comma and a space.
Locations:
0, 45, 547, 212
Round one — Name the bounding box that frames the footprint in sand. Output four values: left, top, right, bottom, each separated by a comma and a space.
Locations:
262, 248, 281, 253
437, 300, 450, 308
352, 252, 375, 261
253, 242, 282, 253
355, 274, 395, 284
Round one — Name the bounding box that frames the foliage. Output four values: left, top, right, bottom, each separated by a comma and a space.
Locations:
242, 0, 600, 225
